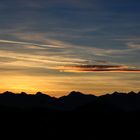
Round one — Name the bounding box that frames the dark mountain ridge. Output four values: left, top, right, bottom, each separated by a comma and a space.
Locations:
0, 91, 140, 139
0, 90, 140, 111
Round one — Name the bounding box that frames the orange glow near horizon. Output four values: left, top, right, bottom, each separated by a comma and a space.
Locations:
0, 73, 139, 97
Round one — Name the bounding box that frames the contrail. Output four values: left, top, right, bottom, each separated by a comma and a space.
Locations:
0, 39, 60, 48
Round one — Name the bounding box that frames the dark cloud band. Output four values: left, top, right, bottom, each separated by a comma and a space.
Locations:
57, 65, 140, 73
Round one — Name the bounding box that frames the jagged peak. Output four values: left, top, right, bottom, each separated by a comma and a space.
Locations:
128, 91, 136, 95
35, 92, 52, 98
36, 92, 44, 95
20, 92, 27, 95
68, 91, 85, 97
112, 91, 120, 95
2, 91, 14, 95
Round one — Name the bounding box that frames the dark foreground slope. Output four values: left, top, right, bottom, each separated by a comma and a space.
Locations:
0, 91, 140, 139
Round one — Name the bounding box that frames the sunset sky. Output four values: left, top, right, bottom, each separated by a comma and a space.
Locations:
0, 0, 140, 96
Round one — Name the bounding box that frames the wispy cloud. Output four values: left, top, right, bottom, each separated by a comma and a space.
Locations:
0, 39, 62, 48
0, 36, 139, 73
57, 65, 140, 73
0, 32, 139, 70
127, 42, 140, 49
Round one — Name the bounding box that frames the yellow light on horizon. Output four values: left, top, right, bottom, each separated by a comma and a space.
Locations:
0, 73, 139, 97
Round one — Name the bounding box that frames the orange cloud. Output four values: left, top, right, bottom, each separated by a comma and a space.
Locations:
57, 65, 140, 73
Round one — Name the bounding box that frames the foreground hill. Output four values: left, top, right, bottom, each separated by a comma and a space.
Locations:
0, 91, 140, 139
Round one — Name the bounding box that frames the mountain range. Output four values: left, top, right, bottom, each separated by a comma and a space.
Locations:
0, 91, 140, 111
0, 90, 140, 139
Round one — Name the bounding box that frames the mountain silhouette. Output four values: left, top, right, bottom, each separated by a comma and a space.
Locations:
0, 90, 140, 111
0, 91, 140, 139
56, 91, 97, 110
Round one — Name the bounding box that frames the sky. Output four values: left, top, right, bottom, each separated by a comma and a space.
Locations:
0, 0, 140, 97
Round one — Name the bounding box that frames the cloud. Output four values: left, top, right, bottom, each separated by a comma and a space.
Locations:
127, 42, 140, 49
0, 56, 18, 63
0, 48, 88, 71
57, 65, 140, 73
0, 36, 139, 73
94, 60, 109, 63
0, 32, 139, 75
0, 39, 62, 48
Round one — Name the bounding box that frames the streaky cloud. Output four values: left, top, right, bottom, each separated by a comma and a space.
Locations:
127, 42, 140, 49
0, 39, 61, 48
57, 65, 140, 73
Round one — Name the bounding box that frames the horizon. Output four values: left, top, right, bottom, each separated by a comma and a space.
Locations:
0, 90, 140, 98
0, 0, 140, 96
